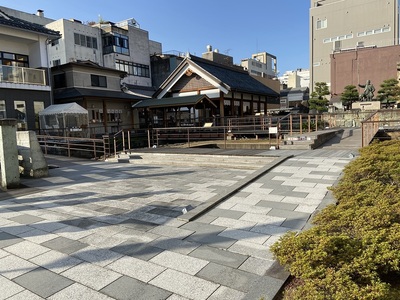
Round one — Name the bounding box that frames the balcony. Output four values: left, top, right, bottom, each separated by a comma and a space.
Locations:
0, 65, 47, 86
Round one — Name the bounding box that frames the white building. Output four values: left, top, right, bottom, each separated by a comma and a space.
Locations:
279, 69, 310, 88
240, 52, 277, 79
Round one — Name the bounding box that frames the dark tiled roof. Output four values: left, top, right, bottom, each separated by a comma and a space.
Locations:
133, 95, 216, 109
0, 10, 59, 37
190, 56, 279, 97
54, 87, 148, 101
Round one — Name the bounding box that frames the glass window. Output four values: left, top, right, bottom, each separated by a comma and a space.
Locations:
0, 100, 6, 119
14, 100, 27, 130
92, 37, 98, 49
86, 36, 92, 48
91, 74, 107, 87
74, 33, 80, 45
34, 101, 44, 130
80, 34, 86, 46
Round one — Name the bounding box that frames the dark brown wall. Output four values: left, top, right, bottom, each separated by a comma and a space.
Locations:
331, 45, 400, 97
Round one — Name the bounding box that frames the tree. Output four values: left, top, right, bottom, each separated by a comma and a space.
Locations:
340, 85, 359, 110
309, 82, 330, 112
377, 78, 400, 108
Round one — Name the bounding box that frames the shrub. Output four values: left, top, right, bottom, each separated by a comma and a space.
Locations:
271, 140, 400, 299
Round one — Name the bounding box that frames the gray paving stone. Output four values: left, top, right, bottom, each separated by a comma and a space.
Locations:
8, 214, 44, 224
0, 254, 38, 279
150, 250, 209, 275
13, 267, 74, 298
106, 256, 166, 283
61, 218, 98, 229
148, 225, 194, 239
101, 275, 171, 300
239, 257, 275, 275
229, 240, 275, 260
119, 218, 157, 231
61, 263, 122, 290
4, 240, 50, 259
41, 237, 89, 254
218, 228, 269, 244
148, 207, 182, 218
0, 232, 23, 248
6, 289, 44, 300
49, 283, 113, 300
185, 232, 236, 249
205, 208, 245, 220
0, 274, 24, 299
110, 240, 163, 260
149, 237, 201, 255
71, 245, 122, 267
149, 269, 219, 300
180, 221, 227, 234
188, 245, 248, 268
30, 250, 82, 274
256, 199, 298, 211
242, 275, 287, 300
207, 286, 246, 300
196, 262, 259, 293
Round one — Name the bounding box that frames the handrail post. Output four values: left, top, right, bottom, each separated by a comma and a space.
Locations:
289, 114, 293, 135
299, 114, 303, 134
122, 130, 125, 152
316, 114, 318, 131
147, 130, 151, 148
67, 139, 71, 157
308, 115, 311, 132
187, 128, 190, 148
128, 130, 131, 150
113, 136, 117, 157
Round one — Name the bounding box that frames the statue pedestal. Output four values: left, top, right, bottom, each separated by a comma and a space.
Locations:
352, 101, 380, 110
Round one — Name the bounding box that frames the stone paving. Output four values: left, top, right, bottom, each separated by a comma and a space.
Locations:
0, 135, 359, 300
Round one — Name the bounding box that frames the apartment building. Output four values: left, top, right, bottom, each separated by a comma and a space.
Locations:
0, 9, 60, 131
240, 52, 277, 79
309, 0, 399, 92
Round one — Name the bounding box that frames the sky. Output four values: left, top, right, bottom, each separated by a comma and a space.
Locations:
2, 0, 310, 75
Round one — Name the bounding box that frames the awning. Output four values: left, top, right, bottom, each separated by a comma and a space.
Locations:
132, 95, 217, 109
39, 102, 88, 115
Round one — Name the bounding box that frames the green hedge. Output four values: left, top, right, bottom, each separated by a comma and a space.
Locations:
271, 140, 400, 300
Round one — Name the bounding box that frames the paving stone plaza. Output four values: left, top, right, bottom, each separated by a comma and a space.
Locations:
0, 130, 361, 300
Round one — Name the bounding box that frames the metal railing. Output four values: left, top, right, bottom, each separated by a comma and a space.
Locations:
361, 109, 400, 147
37, 135, 107, 160
0, 65, 46, 85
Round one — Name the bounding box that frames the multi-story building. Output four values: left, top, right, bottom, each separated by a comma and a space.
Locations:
279, 69, 310, 89
309, 0, 399, 92
0, 8, 60, 131
241, 52, 277, 79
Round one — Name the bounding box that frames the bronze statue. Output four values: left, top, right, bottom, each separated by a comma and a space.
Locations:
358, 80, 375, 101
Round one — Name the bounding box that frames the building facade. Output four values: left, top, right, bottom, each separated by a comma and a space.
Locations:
279, 69, 310, 89
0, 9, 60, 131
330, 44, 400, 99
309, 0, 399, 92
241, 52, 277, 79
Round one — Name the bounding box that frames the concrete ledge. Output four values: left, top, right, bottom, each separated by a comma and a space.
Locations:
178, 155, 292, 222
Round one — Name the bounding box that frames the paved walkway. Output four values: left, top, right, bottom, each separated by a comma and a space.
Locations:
0, 129, 362, 300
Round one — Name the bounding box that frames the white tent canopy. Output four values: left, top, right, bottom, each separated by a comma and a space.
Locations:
39, 103, 89, 136
39, 102, 88, 116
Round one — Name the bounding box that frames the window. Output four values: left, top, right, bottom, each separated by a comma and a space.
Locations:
74, 33, 98, 50
0, 51, 28, 67
14, 101, 26, 130
53, 59, 61, 66
34, 101, 44, 130
334, 41, 341, 51
53, 73, 66, 88
102, 33, 129, 55
115, 60, 150, 78
316, 19, 327, 29
0, 100, 6, 119
91, 74, 107, 87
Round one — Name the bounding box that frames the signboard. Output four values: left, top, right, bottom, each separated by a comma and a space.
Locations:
269, 127, 278, 134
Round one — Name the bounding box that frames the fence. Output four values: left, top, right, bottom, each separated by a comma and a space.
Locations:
37, 135, 107, 160
361, 110, 400, 147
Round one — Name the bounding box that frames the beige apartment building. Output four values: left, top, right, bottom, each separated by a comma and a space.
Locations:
309, 0, 399, 92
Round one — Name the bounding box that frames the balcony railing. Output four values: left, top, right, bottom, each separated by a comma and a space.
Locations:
0, 65, 47, 85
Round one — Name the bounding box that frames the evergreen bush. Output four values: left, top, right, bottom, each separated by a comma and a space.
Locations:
271, 140, 400, 299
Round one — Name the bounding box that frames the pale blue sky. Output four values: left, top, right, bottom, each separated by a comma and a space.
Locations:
2, 0, 310, 75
